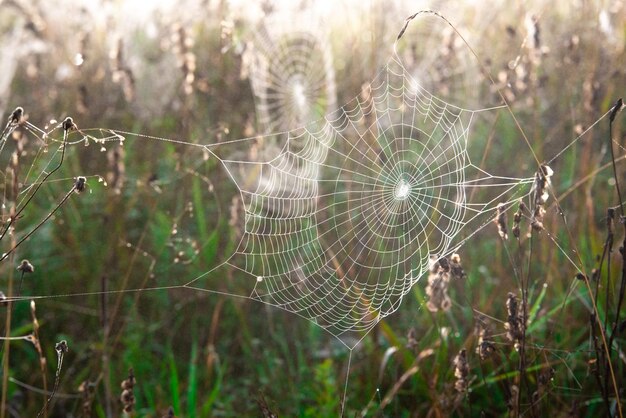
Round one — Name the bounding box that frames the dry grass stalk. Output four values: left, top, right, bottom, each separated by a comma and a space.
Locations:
36, 340, 68, 418
29, 300, 48, 417
110, 38, 135, 102
257, 392, 277, 418
78, 380, 96, 418
172, 24, 196, 95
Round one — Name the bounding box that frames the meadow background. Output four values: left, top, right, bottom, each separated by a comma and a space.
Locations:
0, 0, 625, 416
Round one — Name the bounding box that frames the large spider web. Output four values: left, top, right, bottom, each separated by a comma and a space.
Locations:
183, 49, 534, 339
0, 18, 538, 344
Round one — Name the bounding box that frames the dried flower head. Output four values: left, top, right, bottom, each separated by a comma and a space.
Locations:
75, 176, 87, 193
476, 334, 496, 361
475, 321, 496, 360
17, 259, 34, 273
162, 406, 176, 418
120, 368, 136, 414
512, 201, 527, 239
426, 256, 451, 312
505, 293, 525, 350
453, 349, 470, 392
78, 380, 97, 417
9, 107, 24, 125
609, 98, 624, 123
62, 117, 77, 132
449, 253, 466, 280
495, 202, 508, 239
531, 205, 546, 232
55, 340, 69, 354
406, 327, 418, 350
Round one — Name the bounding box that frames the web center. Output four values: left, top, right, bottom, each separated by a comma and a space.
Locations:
292, 81, 307, 110
394, 179, 411, 200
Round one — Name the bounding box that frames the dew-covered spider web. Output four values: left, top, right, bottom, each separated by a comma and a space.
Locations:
243, 8, 337, 133
182, 53, 535, 339
2, 14, 540, 343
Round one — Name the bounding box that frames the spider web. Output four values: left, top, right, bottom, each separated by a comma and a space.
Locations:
177, 47, 535, 339
0, 18, 539, 344
0, 54, 535, 347
243, 9, 337, 134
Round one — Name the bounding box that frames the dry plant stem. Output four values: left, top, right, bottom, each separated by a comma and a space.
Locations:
520, 235, 533, 418
37, 341, 68, 418
605, 99, 625, 400
0, 127, 68, 245
0, 253, 15, 418
608, 99, 624, 218
101, 274, 113, 418
31, 301, 48, 417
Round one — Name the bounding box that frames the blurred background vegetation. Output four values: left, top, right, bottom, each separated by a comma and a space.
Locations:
0, 0, 625, 416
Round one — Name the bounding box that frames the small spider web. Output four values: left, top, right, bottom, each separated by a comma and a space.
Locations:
243, 8, 337, 134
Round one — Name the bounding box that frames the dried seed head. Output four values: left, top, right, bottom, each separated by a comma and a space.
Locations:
120, 389, 134, 404
532, 165, 553, 205
512, 201, 526, 239
531, 205, 546, 232
453, 349, 469, 392
162, 406, 176, 418
120, 368, 136, 414
55, 340, 69, 354
609, 98, 624, 123
17, 259, 34, 273
406, 327, 418, 350
62, 117, 77, 132
476, 334, 496, 361
495, 202, 508, 240
505, 293, 525, 350
449, 253, 466, 280
426, 258, 451, 312
75, 176, 87, 193
438, 256, 450, 272
256, 392, 277, 418
121, 368, 135, 389
9, 107, 24, 125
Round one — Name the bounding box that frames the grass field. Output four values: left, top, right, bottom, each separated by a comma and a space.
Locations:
0, 0, 625, 416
